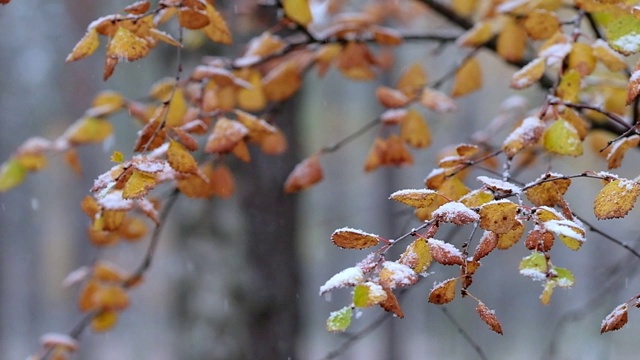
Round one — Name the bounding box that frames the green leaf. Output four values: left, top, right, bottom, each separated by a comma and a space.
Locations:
552, 266, 575, 288
0, 159, 27, 192
543, 119, 583, 156
326, 306, 353, 333
519, 252, 547, 281
353, 284, 370, 308
602, 11, 640, 55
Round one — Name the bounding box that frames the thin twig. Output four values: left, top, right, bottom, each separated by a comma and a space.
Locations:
440, 307, 489, 360
320, 314, 391, 360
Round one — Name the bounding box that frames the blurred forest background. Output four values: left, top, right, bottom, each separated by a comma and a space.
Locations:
2, 1, 640, 359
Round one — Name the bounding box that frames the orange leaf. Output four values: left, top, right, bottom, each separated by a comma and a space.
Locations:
428, 239, 464, 266
210, 164, 236, 198
262, 61, 302, 102
124, 1, 150, 15
201, 2, 232, 44
284, 154, 324, 193
375, 86, 411, 108
179, 1, 210, 29
331, 227, 380, 249
66, 28, 99, 62
205, 118, 249, 153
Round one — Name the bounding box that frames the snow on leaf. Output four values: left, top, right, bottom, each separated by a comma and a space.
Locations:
603, 11, 640, 55
40, 333, 79, 352
331, 227, 379, 249
519, 252, 547, 281
399, 238, 432, 274
97, 190, 134, 211
544, 219, 585, 250
390, 188, 443, 208
428, 277, 457, 304
601, 304, 629, 333
319, 266, 364, 295
66, 28, 100, 62
353, 282, 387, 307
326, 306, 353, 333
607, 135, 640, 169
551, 266, 574, 288
379, 261, 418, 289
478, 200, 519, 234
476, 302, 503, 335
524, 174, 571, 207
477, 176, 522, 195
420, 88, 457, 113
428, 239, 464, 266
284, 154, 324, 193
502, 116, 545, 158
432, 201, 479, 225
594, 179, 640, 219
543, 118, 583, 156
473, 231, 498, 261
510, 57, 546, 89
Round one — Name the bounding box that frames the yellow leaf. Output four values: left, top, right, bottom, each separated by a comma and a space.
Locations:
556, 69, 581, 102
66, 118, 113, 144
201, 2, 232, 44
428, 278, 457, 304
235, 110, 276, 143
91, 311, 119, 333
106, 26, 149, 62
511, 57, 546, 89
167, 140, 198, 173
496, 220, 524, 249
460, 189, 494, 208
451, 58, 482, 97
594, 178, 640, 219
237, 69, 266, 112
396, 63, 428, 96
399, 238, 432, 273
353, 282, 388, 307
165, 88, 187, 127
262, 61, 302, 102
66, 28, 100, 62
543, 119, 583, 156
149, 28, 182, 47
525, 176, 571, 206
149, 77, 176, 101
456, 21, 493, 47
122, 170, 156, 199
331, 227, 380, 249
389, 188, 444, 208
400, 109, 431, 148
592, 39, 626, 72
607, 135, 640, 169
497, 18, 526, 62
561, 108, 590, 140
282, 0, 313, 26
524, 9, 560, 40
568, 42, 596, 76
0, 159, 27, 192
88, 90, 125, 117
479, 200, 519, 234
284, 154, 324, 193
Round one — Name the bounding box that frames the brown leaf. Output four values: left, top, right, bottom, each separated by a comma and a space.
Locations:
428, 239, 464, 266
476, 302, 503, 335
284, 154, 324, 193
375, 86, 411, 108
473, 231, 498, 261
379, 287, 404, 318
601, 304, 629, 333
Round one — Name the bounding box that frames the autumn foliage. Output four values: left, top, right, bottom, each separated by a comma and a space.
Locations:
5, 0, 640, 358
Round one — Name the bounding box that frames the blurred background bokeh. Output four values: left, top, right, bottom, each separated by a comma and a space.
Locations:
2, 1, 640, 359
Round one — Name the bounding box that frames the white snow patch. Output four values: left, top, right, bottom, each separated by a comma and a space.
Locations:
381, 261, 418, 288
319, 267, 364, 295
611, 33, 640, 54
477, 176, 522, 194
540, 43, 572, 67
390, 188, 437, 198
503, 116, 544, 146
601, 304, 628, 329
519, 268, 547, 282
428, 238, 463, 258
97, 191, 134, 211
432, 201, 479, 222
544, 219, 585, 242
332, 227, 379, 238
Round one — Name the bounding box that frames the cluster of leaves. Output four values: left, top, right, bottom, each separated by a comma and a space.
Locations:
4, 0, 640, 358
318, 0, 640, 337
